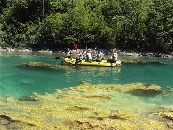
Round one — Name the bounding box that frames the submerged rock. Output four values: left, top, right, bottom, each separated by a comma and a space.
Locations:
0, 114, 36, 130
125, 83, 162, 97
122, 60, 167, 65
22, 62, 53, 68
85, 95, 111, 99
66, 106, 90, 111
18, 96, 39, 102
0, 82, 171, 129
20, 62, 73, 71
76, 82, 162, 93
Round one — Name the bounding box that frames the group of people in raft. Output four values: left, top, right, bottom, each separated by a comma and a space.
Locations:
65, 48, 118, 63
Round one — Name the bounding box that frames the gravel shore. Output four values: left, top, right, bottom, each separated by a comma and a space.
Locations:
1, 47, 173, 59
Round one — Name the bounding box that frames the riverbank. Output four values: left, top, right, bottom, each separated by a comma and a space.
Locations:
0, 47, 53, 53
1, 47, 173, 59
118, 51, 173, 58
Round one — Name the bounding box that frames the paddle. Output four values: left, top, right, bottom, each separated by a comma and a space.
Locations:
55, 57, 60, 60
55, 56, 64, 64
74, 57, 78, 68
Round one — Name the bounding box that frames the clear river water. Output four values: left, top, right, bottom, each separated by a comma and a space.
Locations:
0, 52, 173, 98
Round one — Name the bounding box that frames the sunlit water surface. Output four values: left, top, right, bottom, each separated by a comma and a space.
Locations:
0, 52, 173, 109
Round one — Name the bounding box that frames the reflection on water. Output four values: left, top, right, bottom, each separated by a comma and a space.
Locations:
63, 66, 121, 85
79, 66, 121, 76
76, 66, 121, 83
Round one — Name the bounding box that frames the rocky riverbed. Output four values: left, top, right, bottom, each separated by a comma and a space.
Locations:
0, 82, 173, 130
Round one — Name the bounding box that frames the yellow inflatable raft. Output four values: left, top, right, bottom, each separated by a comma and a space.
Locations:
64, 58, 121, 67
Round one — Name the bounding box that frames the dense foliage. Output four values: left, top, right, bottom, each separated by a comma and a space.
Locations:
0, 0, 173, 51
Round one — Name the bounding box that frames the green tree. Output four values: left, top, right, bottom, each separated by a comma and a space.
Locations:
145, 0, 173, 51
0, 0, 172, 51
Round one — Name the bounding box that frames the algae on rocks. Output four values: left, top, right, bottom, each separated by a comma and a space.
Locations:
0, 82, 172, 129
20, 62, 73, 71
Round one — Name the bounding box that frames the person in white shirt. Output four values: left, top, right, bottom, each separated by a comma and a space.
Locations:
86, 50, 92, 61
96, 51, 102, 62
113, 50, 117, 61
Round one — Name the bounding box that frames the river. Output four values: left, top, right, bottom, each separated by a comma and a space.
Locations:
0, 51, 173, 98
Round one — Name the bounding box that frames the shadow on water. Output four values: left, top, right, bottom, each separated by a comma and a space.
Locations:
126, 89, 162, 97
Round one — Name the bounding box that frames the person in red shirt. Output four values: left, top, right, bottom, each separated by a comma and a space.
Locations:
73, 43, 78, 50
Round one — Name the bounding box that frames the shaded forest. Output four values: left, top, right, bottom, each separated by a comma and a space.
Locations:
0, 0, 173, 51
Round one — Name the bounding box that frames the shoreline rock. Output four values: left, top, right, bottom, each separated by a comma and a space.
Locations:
118, 51, 173, 59
0, 47, 173, 59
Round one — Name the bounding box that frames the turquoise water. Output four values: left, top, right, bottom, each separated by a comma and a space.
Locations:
0, 52, 173, 98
